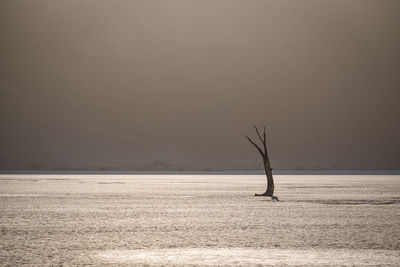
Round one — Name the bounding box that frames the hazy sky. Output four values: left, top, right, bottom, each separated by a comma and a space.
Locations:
1, 0, 399, 170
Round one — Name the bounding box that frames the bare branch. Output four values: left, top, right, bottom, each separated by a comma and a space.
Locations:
263, 125, 266, 142
262, 125, 267, 154
244, 135, 264, 157
253, 125, 265, 145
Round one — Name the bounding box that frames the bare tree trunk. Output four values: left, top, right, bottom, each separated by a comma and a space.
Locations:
245, 125, 275, 196
258, 162, 274, 196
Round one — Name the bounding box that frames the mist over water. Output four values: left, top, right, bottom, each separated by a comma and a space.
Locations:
1, 0, 400, 171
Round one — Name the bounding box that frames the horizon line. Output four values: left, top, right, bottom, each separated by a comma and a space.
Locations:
1, 170, 399, 175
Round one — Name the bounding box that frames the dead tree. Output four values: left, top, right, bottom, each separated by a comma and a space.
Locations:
245, 125, 275, 196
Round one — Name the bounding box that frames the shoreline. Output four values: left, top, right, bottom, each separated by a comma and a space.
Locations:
1, 170, 399, 175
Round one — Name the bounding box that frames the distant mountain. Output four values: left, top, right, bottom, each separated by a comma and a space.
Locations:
137, 160, 183, 171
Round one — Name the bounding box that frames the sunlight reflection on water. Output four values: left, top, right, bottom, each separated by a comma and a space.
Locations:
97, 248, 400, 266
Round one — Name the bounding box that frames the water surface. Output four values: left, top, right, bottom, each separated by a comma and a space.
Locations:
1, 174, 399, 265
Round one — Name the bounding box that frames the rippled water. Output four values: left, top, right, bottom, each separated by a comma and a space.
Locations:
1, 174, 399, 266
97, 248, 400, 266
